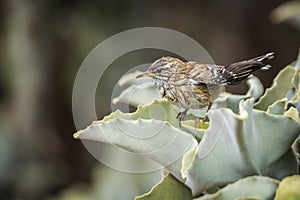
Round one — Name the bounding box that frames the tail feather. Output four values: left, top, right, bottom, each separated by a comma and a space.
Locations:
222, 52, 274, 84
252, 52, 275, 62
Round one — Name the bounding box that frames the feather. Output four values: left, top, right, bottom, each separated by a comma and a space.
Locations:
221, 52, 274, 84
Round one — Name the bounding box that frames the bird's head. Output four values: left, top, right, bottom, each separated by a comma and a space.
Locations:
137, 57, 183, 82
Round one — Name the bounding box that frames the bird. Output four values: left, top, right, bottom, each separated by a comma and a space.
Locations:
137, 52, 274, 126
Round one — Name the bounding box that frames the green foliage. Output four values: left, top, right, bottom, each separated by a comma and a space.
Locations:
274, 175, 300, 200
195, 176, 279, 200
112, 71, 162, 107
74, 52, 300, 199
254, 66, 296, 111
134, 174, 193, 200
183, 98, 299, 195
74, 101, 198, 181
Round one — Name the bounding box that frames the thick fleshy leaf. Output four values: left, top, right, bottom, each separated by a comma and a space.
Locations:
255, 51, 300, 111
117, 70, 152, 86
242, 75, 264, 100
183, 98, 300, 195
111, 98, 207, 134
214, 76, 264, 114
266, 98, 288, 115
134, 174, 193, 200
181, 121, 207, 142
274, 175, 300, 200
292, 136, 300, 159
112, 82, 161, 106
285, 106, 300, 123
89, 165, 162, 200
76, 54, 300, 199
181, 147, 196, 180
74, 100, 198, 180
104, 99, 181, 128
112, 71, 161, 106
254, 65, 296, 111
290, 68, 300, 102
195, 176, 279, 200
288, 100, 300, 116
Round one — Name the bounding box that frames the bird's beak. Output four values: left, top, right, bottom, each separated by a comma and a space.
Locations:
136, 71, 155, 78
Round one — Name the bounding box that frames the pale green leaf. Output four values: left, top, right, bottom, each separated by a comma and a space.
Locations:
195, 176, 279, 200
117, 70, 151, 86
274, 175, 300, 200
181, 147, 197, 180
112, 82, 161, 106
74, 100, 198, 181
292, 136, 300, 159
112, 71, 161, 106
214, 76, 264, 114
285, 106, 300, 123
134, 173, 193, 200
255, 66, 295, 111
266, 98, 287, 115
255, 52, 300, 111
183, 98, 300, 195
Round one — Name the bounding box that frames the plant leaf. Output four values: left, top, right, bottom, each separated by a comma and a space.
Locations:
292, 136, 300, 159
256, 51, 300, 112
134, 173, 193, 200
214, 76, 264, 114
254, 66, 296, 111
195, 176, 279, 200
183, 98, 300, 195
112, 71, 161, 106
266, 98, 288, 115
112, 82, 161, 106
274, 175, 300, 200
74, 100, 198, 180
117, 70, 152, 86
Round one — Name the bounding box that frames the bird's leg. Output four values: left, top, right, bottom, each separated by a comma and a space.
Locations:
195, 103, 212, 126
177, 109, 188, 127
203, 103, 212, 122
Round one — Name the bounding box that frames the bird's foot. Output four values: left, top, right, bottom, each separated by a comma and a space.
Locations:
203, 114, 209, 122
194, 115, 209, 127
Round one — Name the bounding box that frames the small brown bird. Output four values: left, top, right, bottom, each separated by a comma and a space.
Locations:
137, 52, 274, 126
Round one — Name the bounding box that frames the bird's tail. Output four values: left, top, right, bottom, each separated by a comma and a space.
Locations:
221, 52, 274, 84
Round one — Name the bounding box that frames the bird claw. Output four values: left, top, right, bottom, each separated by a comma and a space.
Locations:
194, 115, 209, 127
177, 110, 210, 128
177, 110, 188, 128
202, 115, 209, 122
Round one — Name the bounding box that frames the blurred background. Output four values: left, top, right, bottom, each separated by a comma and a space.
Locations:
0, 0, 299, 199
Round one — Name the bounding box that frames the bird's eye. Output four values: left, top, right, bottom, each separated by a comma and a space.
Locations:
155, 67, 163, 73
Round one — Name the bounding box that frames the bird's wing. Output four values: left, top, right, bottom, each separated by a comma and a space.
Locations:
186, 62, 225, 85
